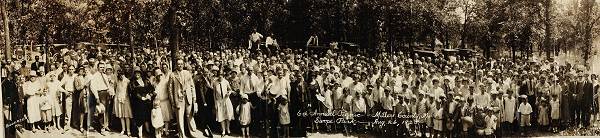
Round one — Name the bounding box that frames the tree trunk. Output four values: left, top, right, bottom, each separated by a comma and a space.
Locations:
460, 2, 468, 49
582, 0, 594, 65
2, 0, 11, 59
543, 0, 552, 59
167, 0, 181, 70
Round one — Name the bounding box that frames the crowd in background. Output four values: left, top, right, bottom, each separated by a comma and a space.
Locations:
2, 39, 600, 138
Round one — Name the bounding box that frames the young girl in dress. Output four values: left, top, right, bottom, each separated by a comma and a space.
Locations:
550, 94, 560, 133
538, 97, 550, 131
151, 98, 164, 138
237, 94, 253, 138
278, 95, 291, 138
342, 89, 354, 136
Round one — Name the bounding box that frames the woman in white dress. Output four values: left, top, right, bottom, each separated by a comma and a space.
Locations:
47, 74, 67, 131
152, 67, 172, 136
213, 72, 234, 136
25, 71, 42, 132
114, 71, 132, 136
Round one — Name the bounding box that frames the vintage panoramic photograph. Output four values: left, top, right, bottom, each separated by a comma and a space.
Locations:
1, 0, 600, 138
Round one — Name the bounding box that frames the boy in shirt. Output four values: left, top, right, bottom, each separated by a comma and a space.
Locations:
518, 95, 532, 136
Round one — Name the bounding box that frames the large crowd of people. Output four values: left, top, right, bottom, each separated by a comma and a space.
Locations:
2, 39, 600, 138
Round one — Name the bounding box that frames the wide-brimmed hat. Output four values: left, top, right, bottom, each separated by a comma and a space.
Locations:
133, 66, 142, 72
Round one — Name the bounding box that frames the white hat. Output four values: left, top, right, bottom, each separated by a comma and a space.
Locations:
155, 69, 164, 76
490, 91, 499, 95
29, 71, 37, 76
520, 95, 527, 98
241, 93, 249, 99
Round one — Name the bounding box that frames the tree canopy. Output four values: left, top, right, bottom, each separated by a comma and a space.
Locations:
1, 0, 600, 61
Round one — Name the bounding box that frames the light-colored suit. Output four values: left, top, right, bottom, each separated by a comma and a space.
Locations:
168, 70, 198, 136
169, 70, 196, 107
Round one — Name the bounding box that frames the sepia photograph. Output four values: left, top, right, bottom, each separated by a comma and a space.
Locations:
1, 0, 600, 138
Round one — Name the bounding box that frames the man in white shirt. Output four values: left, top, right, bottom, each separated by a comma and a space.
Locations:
239, 68, 253, 94
269, 69, 290, 97
60, 65, 77, 130
88, 60, 110, 133
306, 33, 318, 47
432, 79, 445, 101
248, 28, 263, 51
518, 95, 532, 135
265, 33, 279, 52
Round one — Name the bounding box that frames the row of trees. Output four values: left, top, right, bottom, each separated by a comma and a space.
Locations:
1, 0, 600, 62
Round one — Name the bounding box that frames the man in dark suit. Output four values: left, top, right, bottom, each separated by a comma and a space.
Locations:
30, 56, 44, 72
562, 74, 576, 126
3, 72, 23, 135
194, 67, 213, 137
582, 73, 595, 128
574, 73, 586, 127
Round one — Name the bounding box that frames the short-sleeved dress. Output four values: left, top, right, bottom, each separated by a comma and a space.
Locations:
279, 103, 290, 125
25, 81, 42, 123
215, 79, 234, 122
238, 102, 252, 126
538, 105, 549, 126
550, 99, 560, 120
114, 78, 132, 118
155, 75, 172, 121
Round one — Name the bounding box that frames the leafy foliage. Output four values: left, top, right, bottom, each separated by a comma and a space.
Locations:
1, 0, 599, 61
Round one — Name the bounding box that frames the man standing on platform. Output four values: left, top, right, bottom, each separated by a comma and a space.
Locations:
31, 56, 44, 73
248, 28, 263, 53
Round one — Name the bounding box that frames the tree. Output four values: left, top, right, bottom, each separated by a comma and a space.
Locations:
2, 0, 10, 59
165, 0, 181, 69
542, 0, 553, 58
580, 0, 598, 64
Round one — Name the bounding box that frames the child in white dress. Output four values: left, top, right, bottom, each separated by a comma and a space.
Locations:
237, 94, 253, 138
151, 98, 164, 138
550, 95, 560, 133
278, 95, 291, 138
538, 98, 550, 131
